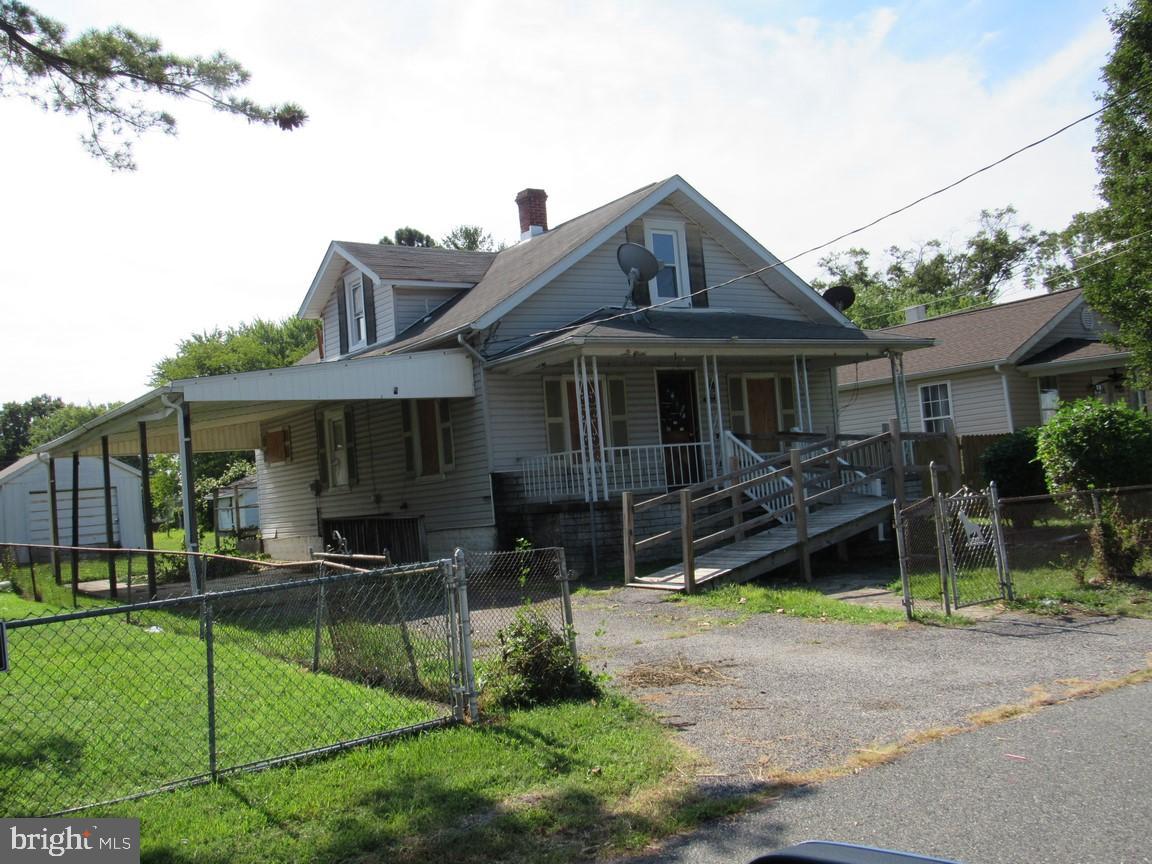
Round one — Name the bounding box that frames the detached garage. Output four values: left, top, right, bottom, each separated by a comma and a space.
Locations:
0, 454, 147, 562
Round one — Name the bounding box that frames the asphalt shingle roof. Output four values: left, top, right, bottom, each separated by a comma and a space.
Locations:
838, 289, 1083, 385
1018, 337, 1129, 367
335, 243, 496, 284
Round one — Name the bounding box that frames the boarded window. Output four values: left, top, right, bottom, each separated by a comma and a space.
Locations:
403, 400, 454, 476
263, 428, 291, 463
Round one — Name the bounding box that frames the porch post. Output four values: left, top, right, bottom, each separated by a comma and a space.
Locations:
138, 421, 157, 598
572, 358, 592, 503
888, 417, 906, 510
175, 400, 201, 593
47, 457, 61, 584
70, 451, 80, 596
888, 351, 910, 433
712, 356, 726, 465
101, 435, 118, 598
702, 355, 717, 478
591, 356, 609, 500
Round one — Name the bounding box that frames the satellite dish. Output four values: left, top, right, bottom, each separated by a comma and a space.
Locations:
617, 243, 661, 306
822, 283, 856, 312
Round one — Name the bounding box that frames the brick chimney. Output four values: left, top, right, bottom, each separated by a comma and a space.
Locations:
515, 188, 548, 240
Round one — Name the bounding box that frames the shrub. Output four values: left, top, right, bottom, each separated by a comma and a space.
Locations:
1035, 399, 1152, 496
981, 428, 1046, 497
1087, 506, 1152, 583
481, 608, 599, 711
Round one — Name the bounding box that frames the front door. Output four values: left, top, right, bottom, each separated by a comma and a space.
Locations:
657, 370, 702, 486
745, 377, 780, 454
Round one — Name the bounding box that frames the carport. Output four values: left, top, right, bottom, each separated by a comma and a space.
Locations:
36, 350, 474, 594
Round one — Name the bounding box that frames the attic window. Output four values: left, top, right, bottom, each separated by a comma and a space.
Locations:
345, 272, 367, 349
644, 220, 690, 305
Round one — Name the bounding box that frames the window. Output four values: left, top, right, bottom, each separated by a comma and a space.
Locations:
262, 428, 292, 464
403, 400, 454, 476
324, 409, 350, 487
919, 382, 953, 433
644, 220, 690, 304
543, 376, 628, 454
1039, 377, 1061, 424
344, 271, 367, 349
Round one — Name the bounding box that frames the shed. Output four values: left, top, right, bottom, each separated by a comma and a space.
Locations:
0, 454, 147, 563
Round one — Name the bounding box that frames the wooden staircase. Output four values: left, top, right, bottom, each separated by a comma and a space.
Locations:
622, 423, 945, 593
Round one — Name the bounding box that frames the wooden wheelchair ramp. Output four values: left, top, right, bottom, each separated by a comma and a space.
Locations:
631, 493, 892, 592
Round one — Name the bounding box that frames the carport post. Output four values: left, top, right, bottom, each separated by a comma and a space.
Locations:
138, 421, 157, 598
101, 435, 118, 598
175, 400, 202, 593
47, 457, 61, 584
70, 451, 80, 602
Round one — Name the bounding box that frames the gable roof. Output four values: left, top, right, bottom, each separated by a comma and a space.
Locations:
365, 175, 851, 357
0, 453, 141, 485
838, 289, 1084, 386
1017, 337, 1130, 369
299, 243, 496, 318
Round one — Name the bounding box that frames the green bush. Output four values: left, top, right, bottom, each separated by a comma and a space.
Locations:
481, 608, 599, 711
1035, 399, 1152, 496
981, 428, 1046, 497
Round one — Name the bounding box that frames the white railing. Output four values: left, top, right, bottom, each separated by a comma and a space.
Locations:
519, 442, 712, 503
724, 432, 796, 522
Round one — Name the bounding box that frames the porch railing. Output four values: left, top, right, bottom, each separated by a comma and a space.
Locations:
519, 442, 712, 503
623, 419, 957, 592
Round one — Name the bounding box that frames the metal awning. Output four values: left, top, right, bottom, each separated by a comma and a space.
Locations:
39, 350, 474, 458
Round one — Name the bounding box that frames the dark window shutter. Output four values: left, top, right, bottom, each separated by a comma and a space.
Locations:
336, 286, 349, 355
624, 220, 651, 307
686, 224, 708, 308
363, 280, 377, 346
344, 406, 359, 485
314, 413, 329, 489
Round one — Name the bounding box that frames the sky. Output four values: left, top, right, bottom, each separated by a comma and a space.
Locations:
0, 0, 1114, 405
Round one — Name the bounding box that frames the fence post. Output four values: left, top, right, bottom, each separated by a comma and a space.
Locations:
679, 488, 696, 594
452, 548, 480, 721
622, 492, 636, 585
930, 464, 952, 616
892, 501, 914, 621
203, 597, 218, 780
988, 481, 1013, 601
791, 447, 812, 583
888, 417, 906, 510
26, 546, 40, 602
312, 582, 326, 673
443, 560, 464, 722
556, 547, 576, 655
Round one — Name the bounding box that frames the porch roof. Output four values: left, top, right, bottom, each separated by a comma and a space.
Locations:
485, 308, 932, 370
37, 350, 474, 459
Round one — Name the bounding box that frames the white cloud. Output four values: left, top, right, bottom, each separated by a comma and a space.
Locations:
0, 0, 1112, 403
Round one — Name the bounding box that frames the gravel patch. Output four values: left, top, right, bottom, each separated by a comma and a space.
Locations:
572, 584, 1152, 797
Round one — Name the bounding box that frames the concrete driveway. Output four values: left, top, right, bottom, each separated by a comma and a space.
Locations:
572, 584, 1152, 797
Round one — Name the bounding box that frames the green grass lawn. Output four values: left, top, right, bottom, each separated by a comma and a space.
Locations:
88, 694, 704, 864
1, 594, 451, 817
672, 582, 917, 624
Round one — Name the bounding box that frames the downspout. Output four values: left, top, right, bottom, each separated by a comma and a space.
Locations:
458, 333, 498, 524
995, 364, 1015, 433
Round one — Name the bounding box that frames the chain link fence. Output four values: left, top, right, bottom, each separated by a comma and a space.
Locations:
0, 544, 576, 816
0, 560, 465, 816
895, 481, 1011, 615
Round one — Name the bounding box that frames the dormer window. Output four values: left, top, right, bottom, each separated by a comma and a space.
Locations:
644, 220, 691, 305
344, 272, 367, 349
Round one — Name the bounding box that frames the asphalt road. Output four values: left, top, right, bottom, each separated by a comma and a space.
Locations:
625, 681, 1152, 864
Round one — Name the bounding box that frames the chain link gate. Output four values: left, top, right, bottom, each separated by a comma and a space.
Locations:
895, 473, 1013, 616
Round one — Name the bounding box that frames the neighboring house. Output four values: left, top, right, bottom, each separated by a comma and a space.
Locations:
0, 453, 146, 563
837, 289, 1143, 440
37, 176, 929, 573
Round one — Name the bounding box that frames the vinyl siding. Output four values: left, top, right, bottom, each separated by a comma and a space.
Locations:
840, 370, 1014, 435
374, 282, 396, 343
321, 293, 341, 360
256, 389, 493, 546
1025, 300, 1097, 356
1004, 369, 1042, 429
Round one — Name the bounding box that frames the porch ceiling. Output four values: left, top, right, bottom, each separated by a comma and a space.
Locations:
39, 350, 474, 458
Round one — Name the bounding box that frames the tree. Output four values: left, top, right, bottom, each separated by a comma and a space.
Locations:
0, 394, 61, 467
151, 316, 316, 384
813, 207, 1049, 328
0, 1, 305, 170
378, 227, 438, 247
441, 224, 503, 252
1063, 0, 1152, 386
26, 402, 120, 450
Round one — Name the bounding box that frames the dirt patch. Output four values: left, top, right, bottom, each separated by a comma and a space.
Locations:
622, 656, 740, 688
